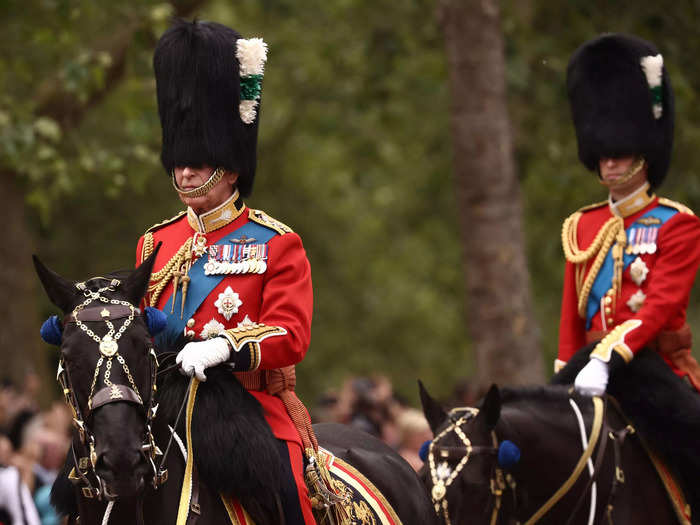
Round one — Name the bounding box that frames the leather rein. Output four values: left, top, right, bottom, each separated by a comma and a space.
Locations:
428, 396, 634, 525
56, 279, 167, 501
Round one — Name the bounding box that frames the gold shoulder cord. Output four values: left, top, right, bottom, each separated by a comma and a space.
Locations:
142, 232, 154, 263
139, 211, 190, 309
146, 238, 193, 308
561, 213, 626, 319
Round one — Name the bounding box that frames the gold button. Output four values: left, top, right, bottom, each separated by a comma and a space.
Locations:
607, 318, 614, 325
606, 289, 614, 296
604, 307, 611, 315
604, 296, 612, 305
187, 318, 195, 328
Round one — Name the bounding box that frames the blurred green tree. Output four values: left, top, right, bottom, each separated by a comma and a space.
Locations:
2, 0, 699, 408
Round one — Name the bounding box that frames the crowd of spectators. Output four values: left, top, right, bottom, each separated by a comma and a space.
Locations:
0, 371, 70, 525
312, 374, 481, 472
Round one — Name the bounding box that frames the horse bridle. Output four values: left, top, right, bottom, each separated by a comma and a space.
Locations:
428, 397, 630, 525
428, 407, 509, 525
56, 278, 167, 501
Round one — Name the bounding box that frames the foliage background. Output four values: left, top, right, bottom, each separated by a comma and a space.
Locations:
2, 0, 700, 406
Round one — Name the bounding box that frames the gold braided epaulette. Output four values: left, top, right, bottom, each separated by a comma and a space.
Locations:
145, 210, 187, 234
575, 200, 608, 214
658, 197, 695, 216
248, 209, 293, 235
140, 211, 187, 264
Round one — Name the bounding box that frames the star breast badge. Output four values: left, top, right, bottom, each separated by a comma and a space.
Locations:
629, 257, 649, 286
214, 286, 243, 321
200, 318, 225, 339
627, 290, 646, 313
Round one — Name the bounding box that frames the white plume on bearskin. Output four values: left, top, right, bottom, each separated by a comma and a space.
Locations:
236, 38, 268, 124
640, 54, 664, 119
236, 38, 268, 76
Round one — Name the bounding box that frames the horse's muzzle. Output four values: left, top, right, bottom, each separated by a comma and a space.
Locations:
95, 448, 149, 499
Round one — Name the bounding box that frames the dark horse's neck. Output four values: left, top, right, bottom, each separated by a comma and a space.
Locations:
495, 386, 676, 525
496, 386, 602, 523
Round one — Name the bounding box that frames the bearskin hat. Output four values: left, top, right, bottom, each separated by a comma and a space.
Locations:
154, 19, 265, 197
567, 33, 674, 188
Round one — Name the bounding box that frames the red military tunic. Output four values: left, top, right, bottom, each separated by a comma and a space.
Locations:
557, 184, 700, 388
136, 191, 313, 443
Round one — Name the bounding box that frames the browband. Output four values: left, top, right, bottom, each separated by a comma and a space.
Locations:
64, 305, 141, 324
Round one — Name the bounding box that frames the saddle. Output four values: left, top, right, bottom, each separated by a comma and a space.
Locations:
553, 347, 699, 524
311, 448, 403, 525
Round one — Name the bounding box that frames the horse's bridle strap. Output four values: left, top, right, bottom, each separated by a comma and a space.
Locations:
523, 396, 605, 525
64, 305, 138, 324
433, 445, 496, 461
89, 385, 143, 413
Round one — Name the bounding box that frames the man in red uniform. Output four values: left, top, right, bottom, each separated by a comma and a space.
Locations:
136, 19, 315, 524
556, 34, 700, 517
557, 33, 700, 395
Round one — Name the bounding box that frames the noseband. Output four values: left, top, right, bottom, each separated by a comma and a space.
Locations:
428, 407, 506, 525
56, 278, 166, 501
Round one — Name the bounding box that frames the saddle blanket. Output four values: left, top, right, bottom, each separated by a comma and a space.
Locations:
646, 448, 692, 525
219, 447, 403, 525
315, 447, 403, 525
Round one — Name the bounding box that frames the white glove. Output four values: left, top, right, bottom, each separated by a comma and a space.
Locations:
176, 338, 231, 381
574, 357, 609, 396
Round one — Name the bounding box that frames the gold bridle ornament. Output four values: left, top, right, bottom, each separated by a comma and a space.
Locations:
428, 398, 605, 525
56, 279, 165, 500
171, 167, 226, 198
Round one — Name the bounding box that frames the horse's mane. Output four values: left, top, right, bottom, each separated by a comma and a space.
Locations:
552, 347, 700, 510
156, 337, 284, 525
498, 384, 573, 405
50, 449, 78, 518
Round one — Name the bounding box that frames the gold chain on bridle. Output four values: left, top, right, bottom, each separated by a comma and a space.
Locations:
428, 397, 606, 525
428, 407, 507, 525
55, 278, 165, 501
71, 280, 143, 409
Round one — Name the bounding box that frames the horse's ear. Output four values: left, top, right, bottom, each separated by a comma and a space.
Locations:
480, 384, 501, 430
418, 380, 448, 434
33, 256, 77, 313
122, 243, 161, 307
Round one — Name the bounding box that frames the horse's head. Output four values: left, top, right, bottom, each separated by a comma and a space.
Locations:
420, 381, 520, 525
34, 252, 160, 501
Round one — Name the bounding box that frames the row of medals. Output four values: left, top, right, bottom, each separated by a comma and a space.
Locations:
196, 236, 268, 275
625, 227, 657, 255
204, 258, 268, 275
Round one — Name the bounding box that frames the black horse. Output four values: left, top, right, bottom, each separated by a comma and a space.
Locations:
419, 379, 689, 525
35, 254, 434, 525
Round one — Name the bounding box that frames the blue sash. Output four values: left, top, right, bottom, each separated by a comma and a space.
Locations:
585, 205, 677, 328
155, 222, 277, 347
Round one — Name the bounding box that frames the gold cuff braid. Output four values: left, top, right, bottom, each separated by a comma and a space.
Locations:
590, 320, 641, 363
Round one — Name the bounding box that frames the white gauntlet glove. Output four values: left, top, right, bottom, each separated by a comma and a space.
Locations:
574, 357, 609, 396
176, 337, 231, 381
